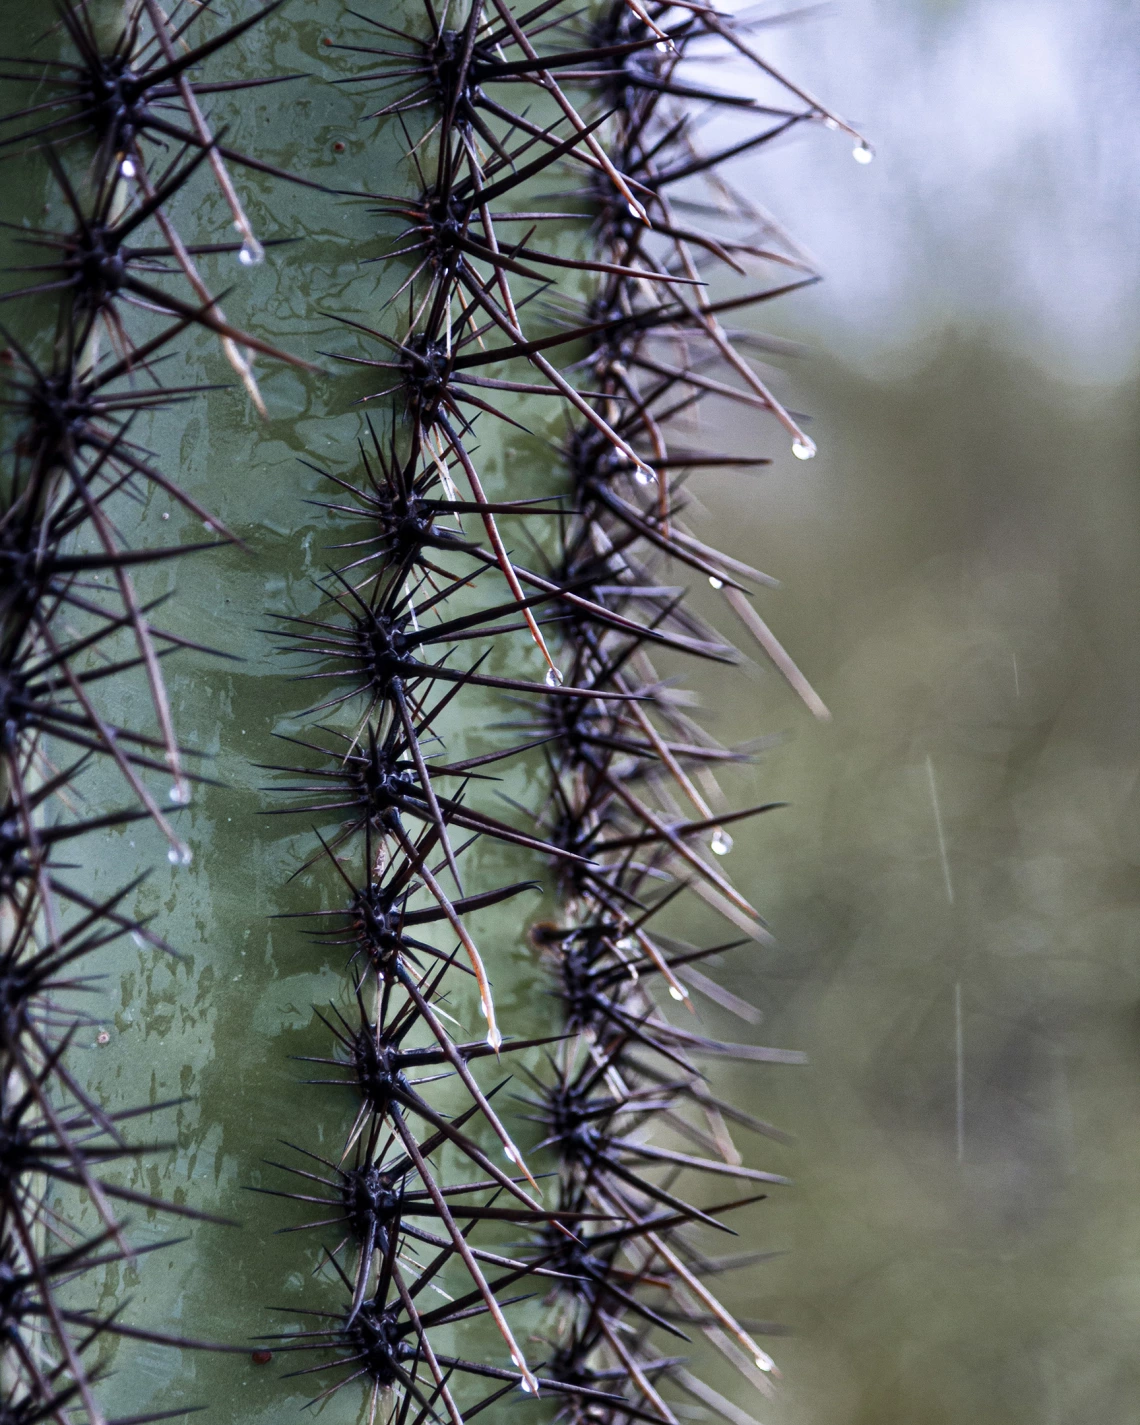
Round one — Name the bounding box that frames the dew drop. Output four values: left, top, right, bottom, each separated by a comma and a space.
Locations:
238, 237, 264, 267
711, 828, 733, 856
823, 117, 840, 131
791, 437, 817, 461
545, 666, 564, 688
168, 782, 190, 805
633, 465, 656, 486
616, 937, 633, 951
168, 844, 193, 866
853, 142, 874, 165
120, 158, 136, 179
627, 964, 639, 983
486, 1025, 503, 1052
131, 932, 145, 949
503, 1143, 520, 1164
708, 575, 724, 589
668, 984, 686, 1001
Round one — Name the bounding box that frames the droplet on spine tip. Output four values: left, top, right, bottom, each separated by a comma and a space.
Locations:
711, 828, 733, 856
853, 142, 874, 164
791, 437, 817, 461
238, 238, 265, 267
545, 666, 564, 687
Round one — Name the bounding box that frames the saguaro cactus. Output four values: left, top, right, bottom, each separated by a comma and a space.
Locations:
0, 3, 864, 1422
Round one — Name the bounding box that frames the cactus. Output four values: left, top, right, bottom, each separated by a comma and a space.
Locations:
0, 3, 862, 1422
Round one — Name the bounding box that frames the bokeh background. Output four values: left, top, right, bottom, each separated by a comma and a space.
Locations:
694, 2, 1140, 1421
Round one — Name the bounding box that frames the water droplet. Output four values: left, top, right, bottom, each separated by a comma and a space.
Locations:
711, 828, 733, 856
633, 465, 656, 486
616, 936, 633, 951
168, 783, 190, 805
655, 39, 671, 51
754, 1352, 775, 1373
120, 158, 136, 179
823, 117, 840, 131
238, 237, 264, 267
668, 985, 686, 1001
131, 932, 145, 949
486, 1025, 502, 1052
504, 1143, 520, 1164
853, 142, 874, 165
627, 964, 639, 983
791, 437, 817, 461
545, 666, 564, 687
708, 576, 724, 589
168, 844, 193, 866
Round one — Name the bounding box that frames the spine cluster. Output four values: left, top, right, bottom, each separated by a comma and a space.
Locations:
264, 3, 863, 1424
0, 3, 305, 1419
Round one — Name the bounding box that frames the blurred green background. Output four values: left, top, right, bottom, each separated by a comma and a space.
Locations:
690, 2, 1140, 1420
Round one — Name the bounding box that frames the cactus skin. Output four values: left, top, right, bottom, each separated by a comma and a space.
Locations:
0, 3, 314, 1420
1, 2, 859, 1422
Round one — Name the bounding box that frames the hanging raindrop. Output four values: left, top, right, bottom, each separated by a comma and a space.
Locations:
238, 237, 265, 267
668, 984, 686, 1001
853, 142, 874, 164
711, 828, 733, 856
168, 783, 190, 805
708, 575, 724, 589
120, 158, 136, 179
791, 437, 817, 461
545, 666, 564, 687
